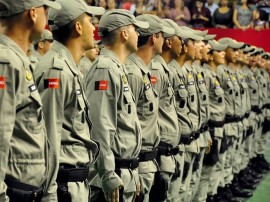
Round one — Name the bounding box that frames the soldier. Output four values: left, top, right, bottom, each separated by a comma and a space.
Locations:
0, 0, 60, 201
201, 40, 227, 202
124, 14, 175, 201
217, 38, 253, 200
168, 26, 203, 202
147, 19, 183, 202
84, 9, 149, 202
34, 0, 105, 201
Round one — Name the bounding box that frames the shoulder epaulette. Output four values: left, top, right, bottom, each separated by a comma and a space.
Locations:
150, 60, 160, 70
52, 54, 64, 70
0, 45, 11, 64
97, 56, 111, 69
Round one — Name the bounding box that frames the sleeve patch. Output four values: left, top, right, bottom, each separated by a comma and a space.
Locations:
151, 76, 157, 84
44, 78, 60, 89
0, 77, 5, 89
95, 80, 108, 90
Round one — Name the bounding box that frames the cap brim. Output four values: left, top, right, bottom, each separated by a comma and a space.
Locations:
209, 40, 228, 51
230, 42, 244, 49
44, 1, 61, 10
162, 26, 175, 35
133, 20, 149, 29
203, 34, 216, 41
86, 6, 105, 16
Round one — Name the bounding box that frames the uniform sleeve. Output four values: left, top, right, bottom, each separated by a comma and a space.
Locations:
0, 61, 17, 201
150, 68, 164, 98
126, 72, 144, 105
85, 65, 123, 193
35, 68, 66, 201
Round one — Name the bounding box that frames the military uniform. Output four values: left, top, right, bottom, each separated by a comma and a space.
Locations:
203, 63, 226, 198
79, 55, 93, 76
35, 41, 100, 202
125, 53, 160, 201
0, 33, 49, 202
85, 48, 142, 201
150, 56, 181, 202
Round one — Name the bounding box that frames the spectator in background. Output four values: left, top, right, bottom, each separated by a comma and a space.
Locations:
212, 0, 234, 28
191, 0, 212, 28
166, 0, 191, 26
122, 0, 133, 10
251, 8, 270, 30
148, 0, 168, 18
233, 0, 254, 30
85, 0, 95, 6
98, 0, 107, 9
205, 0, 219, 16
130, 0, 150, 16
107, 0, 117, 11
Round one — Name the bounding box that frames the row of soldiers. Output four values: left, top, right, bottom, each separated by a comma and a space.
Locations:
0, 0, 270, 202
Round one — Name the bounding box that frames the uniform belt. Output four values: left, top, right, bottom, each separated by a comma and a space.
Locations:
225, 115, 244, 123
179, 131, 200, 145
139, 149, 158, 162
263, 104, 270, 109
251, 106, 262, 114
245, 112, 250, 118
5, 178, 44, 202
157, 141, 180, 156
115, 157, 140, 170
57, 165, 89, 183
200, 123, 209, 133
208, 119, 225, 128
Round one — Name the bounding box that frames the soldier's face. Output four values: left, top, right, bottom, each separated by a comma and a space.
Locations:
154, 32, 164, 55
213, 50, 225, 65
171, 36, 182, 59
126, 25, 139, 53
201, 43, 211, 62
186, 39, 196, 60
32, 6, 48, 40
225, 47, 237, 63
194, 41, 204, 60
82, 14, 95, 50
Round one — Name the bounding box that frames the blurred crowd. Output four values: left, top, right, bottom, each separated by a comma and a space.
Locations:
87, 0, 270, 30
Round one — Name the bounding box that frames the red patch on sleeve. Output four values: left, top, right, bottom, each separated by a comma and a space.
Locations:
95, 80, 108, 90
0, 77, 5, 89
45, 78, 60, 89
151, 76, 157, 85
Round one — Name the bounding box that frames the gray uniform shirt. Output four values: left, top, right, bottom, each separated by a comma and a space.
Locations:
84, 48, 142, 192
34, 41, 99, 198
0, 34, 48, 201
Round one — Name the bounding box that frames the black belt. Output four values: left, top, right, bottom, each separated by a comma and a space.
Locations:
251, 106, 262, 114
57, 165, 89, 183
5, 178, 44, 202
157, 141, 179, 156
263, 104, 270, 109
139, 149, 158, 162
200, 123, 209, 133
115, 157, 140, 170
225, 115, 244, 123
208, 119, 225, 128
245, 112, 250, 118
179, 131, 200, 145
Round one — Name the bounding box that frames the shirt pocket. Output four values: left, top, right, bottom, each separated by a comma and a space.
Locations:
241, 82, 248, 94
27, 90, 43, 134
226, 81, 234, 96
123, 91, 134, 118
187, 81, 196, 108
73, 94, 86, 132
197, 81, 208, 106
143, 89, 156, 117
176, 87, 189, 113
213, 87, 224, 104
164, 86, 174, 112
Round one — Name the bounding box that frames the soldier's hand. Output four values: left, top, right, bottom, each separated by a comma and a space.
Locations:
105, 186, 123, 202
205, 140, 212, 154
132, 183, 141, 202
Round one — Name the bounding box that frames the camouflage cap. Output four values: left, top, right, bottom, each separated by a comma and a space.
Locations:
135, 14, 175, 36
218, 37, 245, 49
208, 40, 228, 51
0, 0, 61, 17
203, 34, 216, 41
33, 29, 53, 45
98, 9, 149, 37
48, 0, 105, 31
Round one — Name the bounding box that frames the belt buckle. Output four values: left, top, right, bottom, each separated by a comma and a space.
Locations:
32, 186, 44, 201
130, 158, 139, 169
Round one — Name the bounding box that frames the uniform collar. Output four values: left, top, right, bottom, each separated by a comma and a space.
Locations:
203, 63, 217, 77
169, 59, 183, 76
100, 48, 122, 67
128, 53, 149, 74
154, 55, 170, 72
0, 34, 30, 68
52, 41, 80, 76
183, 62, 193, 73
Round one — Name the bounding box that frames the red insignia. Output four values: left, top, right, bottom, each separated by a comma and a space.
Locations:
151, 76, 157, 85
95, 80, 108, 90
45, 78, 60, 89
0, 77, 5, 89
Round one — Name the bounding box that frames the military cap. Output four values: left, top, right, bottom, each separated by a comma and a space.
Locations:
249, 47, 263, 56
0, 0, 61, 17
218, 37, 245, 49
203, 34, 216, 41
208, 40, 228, 51
262, 53, 270, 59
33, 29, 53, 45
135, 14, 174, 36
48, 0, 105, 31
242, 44, 255, 53
98, 9, 149, 37
180, 26, 208, 37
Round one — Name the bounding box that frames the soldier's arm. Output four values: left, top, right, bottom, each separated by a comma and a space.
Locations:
85, 59, 123, 193
0, 56, 17, 201
35, 62, 67, 201
126, 71, 144, 105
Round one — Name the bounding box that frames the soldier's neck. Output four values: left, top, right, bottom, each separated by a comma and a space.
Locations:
175, 54, 186, 67
160, 51, 173, 64
66, 40, 84, 65
136, 47, 155, 66
208, 61, 217, 72
105, 44, 131, 65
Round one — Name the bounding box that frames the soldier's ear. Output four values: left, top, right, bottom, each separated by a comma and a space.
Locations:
120, 29, 129, 41
28, 7, 37, 24
165, 38, 172, 48
38, 41, 44, 49
74, 21, 83, 36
